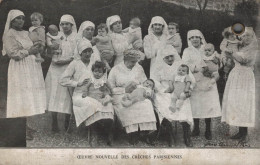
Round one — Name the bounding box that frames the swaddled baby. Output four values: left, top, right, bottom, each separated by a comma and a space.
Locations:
121, 79, 155, 107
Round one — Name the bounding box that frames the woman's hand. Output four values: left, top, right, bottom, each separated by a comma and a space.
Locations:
125, 82, 137, 93
51, 42, 60, 50
212, 57, 219, 64
225, 49, 233, 59
77, 78, 90, 87
184, 90, 191, 98
28, 45, 39, 55
164, 88, 172, 93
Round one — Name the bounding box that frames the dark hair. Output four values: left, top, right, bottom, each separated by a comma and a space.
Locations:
180, 64, 189, 74
168, 22, 179, 32
146, 79, 155, 89
223, 30, 234, 39
97, 23, 108, 32
30, 12, 43, 23
91, 61, 106, 73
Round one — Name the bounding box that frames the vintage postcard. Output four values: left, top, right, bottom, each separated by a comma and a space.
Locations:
0, 0, 259, 164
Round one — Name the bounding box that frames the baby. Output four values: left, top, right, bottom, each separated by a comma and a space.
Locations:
121, 79, 155, 107
167, 22, 182, 54
220, 27, 240, 80
169, 64, 192, 112
122, 17, 143, 52
92, 23, 115, 71
203, 43, 221, 83
28, 12, 45, 63
82, 61, 112, 106
46, 25, 64, 62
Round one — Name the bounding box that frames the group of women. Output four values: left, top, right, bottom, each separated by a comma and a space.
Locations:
2, 9, 258, 147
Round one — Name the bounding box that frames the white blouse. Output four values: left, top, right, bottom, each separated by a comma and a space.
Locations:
108, 62, 147, 95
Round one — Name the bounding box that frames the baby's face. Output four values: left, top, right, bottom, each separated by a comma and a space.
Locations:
168, 25, 177, 35
177, 66, 188, 76
49, 28, 58, 36
204, 46, 214, 57
130, 21, 138, 29
31, 17, 41, 27
98, 28, 107, 37
93, 68, 104, 79
143, 80, 154, 89
228, 34, 236, 41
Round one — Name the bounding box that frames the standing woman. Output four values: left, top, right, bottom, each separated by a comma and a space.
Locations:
108, 49, 157, 144
182, 30, 221, 140
2, 10, 46, 142
222, 27, 258, 142
45, 14, 77, 132
151, 45, 195, 147
143, 16, 168, 78
106, 15, 130, 66
74, 21, 100, 63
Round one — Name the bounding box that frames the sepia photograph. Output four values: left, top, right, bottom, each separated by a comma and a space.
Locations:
0, 0, 260, 158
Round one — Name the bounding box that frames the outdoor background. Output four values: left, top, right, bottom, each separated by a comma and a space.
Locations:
0, 0, 259, 148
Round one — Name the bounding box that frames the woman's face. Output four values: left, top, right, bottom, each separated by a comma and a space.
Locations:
80, 48, 93, 62
83, 26, 95, 40
111, 21, 122, 33
60, 21, 73, 33
189, 36, 201, 48
152, 23, 163, 34
241, 32, 253, 46
11, 16, 25, 30
124, 58, 138, 69
163, 55, 174, 65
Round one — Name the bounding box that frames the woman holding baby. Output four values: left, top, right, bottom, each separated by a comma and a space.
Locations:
2, 9, 46, 143
151, 45, 195, 147
108, 48, 157, 145
59, 40, 114, 146
221, 27, 258, 142
45, 14, 77, 133
182, 29, 221, 140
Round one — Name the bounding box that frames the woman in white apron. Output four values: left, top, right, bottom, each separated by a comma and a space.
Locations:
182, 29, 221, 140
144, 16, 168, 78
108, 49, 157, 145
45, 14, 77, 132
151, 45, 195, 147
222, 27, 258, 142
106, 15, 131, 66
60, 40, 114, 146
74, 21, 100, 63
2, 10, 46, 141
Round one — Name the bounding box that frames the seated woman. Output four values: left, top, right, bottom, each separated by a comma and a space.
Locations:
108, 48, 157, 145
151, 45, 195, 147
59, 40, 114, 147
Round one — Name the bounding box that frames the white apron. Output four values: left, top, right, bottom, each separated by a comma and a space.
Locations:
6, 30, 46, 118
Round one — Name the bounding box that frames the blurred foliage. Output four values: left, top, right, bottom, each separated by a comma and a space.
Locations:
234, 0, 259, 28
0, 0, 258, 54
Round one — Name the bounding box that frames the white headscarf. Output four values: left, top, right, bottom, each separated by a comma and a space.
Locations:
106, 15, 121, 33
2, 9, 25, 56
77, 39, 93, 55
77, 21, 95, 41
154, 45, 181, 71
59, 14, 77, 33
187, 29, 206, 48
148, 16, 168, 36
